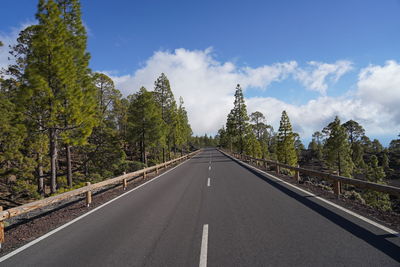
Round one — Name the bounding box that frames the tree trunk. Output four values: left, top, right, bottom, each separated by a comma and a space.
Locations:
162, 148, 165, 163
37, 153, 44, 195
143, 141, 147, 166
66, 144, 73, 188
49, 128, 58, 194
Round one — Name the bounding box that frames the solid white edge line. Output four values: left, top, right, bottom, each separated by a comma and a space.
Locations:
207, 178, 211, 187
199, 224, 209, 267
0, 155, 195, 263
221, 151, 399, 236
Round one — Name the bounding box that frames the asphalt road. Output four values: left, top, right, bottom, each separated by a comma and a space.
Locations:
1, 148, 400, 266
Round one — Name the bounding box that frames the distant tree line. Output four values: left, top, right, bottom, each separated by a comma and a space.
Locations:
0, 0, 193, 203
218, 84, 400, 212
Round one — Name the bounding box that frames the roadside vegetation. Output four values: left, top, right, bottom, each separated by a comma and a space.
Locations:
218, 84, 400, 212
0, 0, 195, 206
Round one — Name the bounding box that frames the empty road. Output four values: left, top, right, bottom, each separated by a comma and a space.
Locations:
1, 148, 399, 266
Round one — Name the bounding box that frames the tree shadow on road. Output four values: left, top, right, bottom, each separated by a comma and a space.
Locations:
232, 158, 400, 263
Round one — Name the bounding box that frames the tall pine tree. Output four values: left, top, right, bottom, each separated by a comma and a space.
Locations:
226, 84, 249, 153
57, 0, 97, 188
323, 116, 353, 177
276, 110, 297, 166
21, 0, 95, 193
154, 73, 175, 161
127, 87, 164, 165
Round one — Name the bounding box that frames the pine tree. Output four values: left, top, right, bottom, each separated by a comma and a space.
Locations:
154, 73, 175, 161
323, 116, 353, 177
176, 97, 192, 155
310, 131, 323, 160
276, 110, 297, 166
244, 132, 262, 158
250, 111, 265, 140
250, 111, 271, 159
21, 0, 95, 193
293, 133, 304, 160
363, 155, 391, 211
343, 120, 366, 170
5, 25, 48, 194
128, 87, 164, 165
226, 84, 249, 153
78, 73, 125, 179
57, 0, 97, 188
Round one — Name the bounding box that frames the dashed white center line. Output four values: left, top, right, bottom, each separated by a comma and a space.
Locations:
207, 178, 210, 187
208, 166, 211, 171
199, 224, 209, 267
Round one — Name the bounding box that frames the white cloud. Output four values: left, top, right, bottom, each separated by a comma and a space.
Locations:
240, 61, 298, 89
0, 22, 34, 73
103, 49, 400, 141
357, 60, 400, 124
102, 48, 298, 135
295, 60, 353, 95
247, 61, 400, 140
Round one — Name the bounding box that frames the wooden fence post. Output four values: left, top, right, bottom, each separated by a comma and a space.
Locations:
264, 161, 268, 170
156, 166, 159, 174
294, 165, 300, 183
123, 179, 127, 190
333, 181, 341, 196
0, 206, 4, 249
86, 182, 92, 207
276, 162, 280, 175
143, 170, 146, 179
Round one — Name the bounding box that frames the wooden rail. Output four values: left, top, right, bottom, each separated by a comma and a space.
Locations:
0, 150, 199, 248
224, 150, 400, 197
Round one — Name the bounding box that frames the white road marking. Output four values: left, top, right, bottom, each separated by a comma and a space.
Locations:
0, 157, 193, 263
221, 151, 400, 236
199, 224, 209, 267
207, 178, 211, 187
208, 166, 211, 171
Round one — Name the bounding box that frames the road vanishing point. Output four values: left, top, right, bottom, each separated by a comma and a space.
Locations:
1, 148, 399, 266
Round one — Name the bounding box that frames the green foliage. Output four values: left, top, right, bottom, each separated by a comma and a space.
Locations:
362, 155, 392, 211
342, 120, 366, 170
308, 132, 323, 160
154, 73, 178, 160
276, 110, 297, 166
244, 132, 262, 158
226, 84, 250, 153
344, 190, 365, 205
127, 87, 164, 164
0, 89, 37, 183
323, 116, 353, 177
175, 97, 192, 153
11, 179, 41, 200
0, 1, 196, 202
249, 111, 271, 159
192, 134, 218, 148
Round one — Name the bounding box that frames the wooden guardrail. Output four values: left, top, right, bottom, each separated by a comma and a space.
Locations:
0, 150, 199, 249
222, 150, 400, 197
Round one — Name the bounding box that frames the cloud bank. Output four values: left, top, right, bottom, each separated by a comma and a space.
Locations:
102, 48, 399, 140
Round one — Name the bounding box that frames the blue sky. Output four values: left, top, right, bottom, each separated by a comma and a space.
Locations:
1, 0, 400, 145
